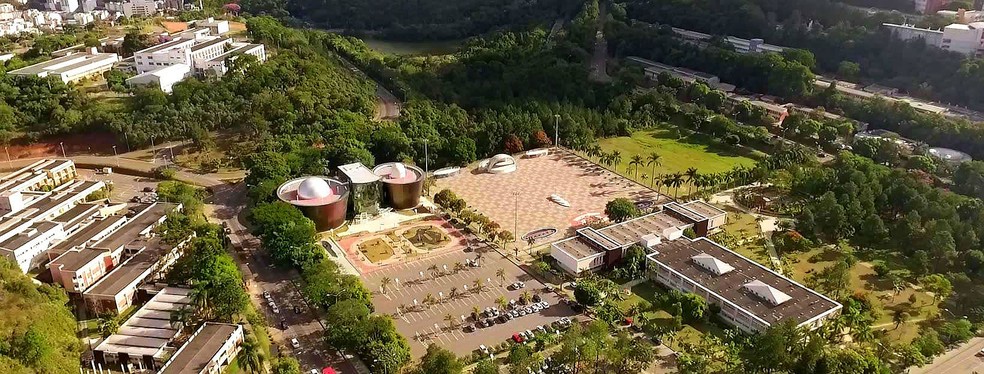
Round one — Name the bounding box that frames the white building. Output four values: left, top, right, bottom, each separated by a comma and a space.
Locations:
42, 0, 79, 13
884, 21, 984, 56
194, 17, 229, 35
129, 30, 266, 91
8, 48, 120, 84
158, 323, 244, 374
73, 12, 94, 25
126, 63, 190, 93
105, 0, 157, 18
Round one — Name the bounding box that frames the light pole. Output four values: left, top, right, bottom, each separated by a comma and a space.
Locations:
59, 142, 66, 158
554, 114, 560, 148
423, 139, 429, 194
4, 146, 9, 168
150, 135, 156, 164
112, 145, 119, 167
168, 146, 175, 167
123, 132, 130, 153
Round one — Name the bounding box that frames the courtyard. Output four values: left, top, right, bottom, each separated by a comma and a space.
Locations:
433, 149, 663, 245
336, 216, 467, 274
362, 244, 581, 358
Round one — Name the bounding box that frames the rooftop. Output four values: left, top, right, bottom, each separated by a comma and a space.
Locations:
189, 37, 229, 52
373, 162, 423, 184
49, 215, 128, 257
8, 53, 118, 76
94, 287, 192, 357
679, 201, 726, 219
159, 323, 241, 374
648, 237, 840, 326
0, 221, 61, 251
90, 203, 174, 251
50, 202, 101, 227
553, 212, 691, 259
277, 176, 348, 206
338, 163, 380, 184
206, 43, 262, 63
85, 237, 173, 297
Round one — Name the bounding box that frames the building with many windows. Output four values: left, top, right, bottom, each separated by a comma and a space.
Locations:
7, 49, 119, 84
127, 28, 266, 92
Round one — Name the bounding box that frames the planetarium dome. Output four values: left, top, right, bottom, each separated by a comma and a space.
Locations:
297, 177, 332, 200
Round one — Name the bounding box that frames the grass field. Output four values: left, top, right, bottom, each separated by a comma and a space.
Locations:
617, 281, 727, 351
596, 128, 760, 194
786, 247, 937, 343
358, 237, 396, 263
361, 38, 464, 55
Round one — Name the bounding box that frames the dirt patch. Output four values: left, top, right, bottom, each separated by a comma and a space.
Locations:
161, 21, 189, 33
5, 132, 123, 160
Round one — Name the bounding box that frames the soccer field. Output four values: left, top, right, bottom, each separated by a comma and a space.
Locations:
596, 128, 760, 194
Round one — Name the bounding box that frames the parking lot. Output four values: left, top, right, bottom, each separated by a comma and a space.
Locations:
363, 243, 581, 357
77, 168, 159, 203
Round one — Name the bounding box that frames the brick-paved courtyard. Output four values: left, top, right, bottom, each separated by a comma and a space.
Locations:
434, 149, 664, 243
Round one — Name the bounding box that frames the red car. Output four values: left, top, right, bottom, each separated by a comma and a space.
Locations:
512, 333, 524, 343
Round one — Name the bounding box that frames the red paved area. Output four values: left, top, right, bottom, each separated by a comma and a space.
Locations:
337, 216, 469, 274
434, 149, 664, 242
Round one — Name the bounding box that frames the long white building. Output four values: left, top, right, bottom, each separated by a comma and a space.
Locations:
7, 48, 119, 84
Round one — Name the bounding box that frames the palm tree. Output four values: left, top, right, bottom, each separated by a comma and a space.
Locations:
444, 314, 456, 330
611, 151, 623, 172
472, 306, 481, 320
496, 268, 506, 286
169, 306, 192, 331
671, 173, 685, 199
629, 155, 644, 180
428, 264, 440, 278
496, 296, 508, 310
472, 279, 484, 292
453, 262, 465, 274
237, 333, 265, 373
590, 145, 603, 161
449, 287, 459, 300
380, 277, 392, 294
190, 286, 212, 320
652, 174, 663, 195
520, 290, 532, 304
892, 309, 909, 330
684, 167, 699, 196
475, 251, 484, 267
398, 304, 408, 315
98, 316, 119, 338
423, 293, 436, 306
646, 152, 662, 187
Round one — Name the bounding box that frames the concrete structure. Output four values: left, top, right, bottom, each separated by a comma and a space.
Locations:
93, 287, 194, 371
338, 163, 381, 217
47, 215, 128, 292
883, 23, 945, 46
480, 154, 517, 174
646, 237, 841, 333
277, 176, 350, 231
196, 43, 265, 77
193, 17, 230, 35
105, 0, 157, 17
158, 323, 244, 374
42, 0, 79, 12
82, 203, 186, 314
628, 56, 736, 92
126, 63, 190, 93
8, 49, 119, 84
814, 77, 950, 116
372, 162, 424, 210
671, 27, 786, 54
884, 21, 984, 56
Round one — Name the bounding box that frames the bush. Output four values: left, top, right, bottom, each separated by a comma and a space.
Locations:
155, 166, 176, 180
574, 281, 602, 306
937, 319, 974, 346
605, 197, 639, 222
872, 260, 890, 277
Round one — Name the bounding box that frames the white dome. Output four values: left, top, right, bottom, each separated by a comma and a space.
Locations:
297, 177, 332, 200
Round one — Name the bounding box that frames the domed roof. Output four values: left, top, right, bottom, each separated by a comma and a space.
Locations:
297, 177, 332, 200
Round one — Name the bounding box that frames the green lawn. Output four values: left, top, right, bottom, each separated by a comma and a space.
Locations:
596, 127, 760, 193
617, 281, 727, 351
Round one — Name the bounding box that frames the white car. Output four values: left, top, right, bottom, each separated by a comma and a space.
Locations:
272, 307, 280, 314
291, 338, 300, 349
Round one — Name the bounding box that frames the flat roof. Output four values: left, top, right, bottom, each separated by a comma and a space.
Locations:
0, 221, 61, 251
90, 203, 174, 251
663, 202, 705, 222
160, 323, 240, 374
189, 37, 229, 52
555, 212, 692, 259
51, 202, 101, 226
8, 180, 102, 221
8, 53, 117, 76
648, 238, 840, 326
85, 237, 173, 297
136, 38, 196, 54
338, 163, 380, 184
49, 215, 128, 256
0, 159, 74, 194
206, 43, 262, 63
51, 248, 105, 272
680, 201, 726, 219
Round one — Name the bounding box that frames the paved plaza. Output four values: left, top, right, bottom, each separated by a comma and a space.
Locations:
362, 245, 581, 358
434, 150, 664, 245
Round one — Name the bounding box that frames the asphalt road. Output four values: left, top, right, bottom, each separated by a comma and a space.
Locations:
206, 184, 364, 374
910, 337, 984, 374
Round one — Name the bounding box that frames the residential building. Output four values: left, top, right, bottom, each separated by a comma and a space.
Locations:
7, 49, 120, 84
42, 0, 79, 12
93, 287, 194, 371
158, 323, 244, 374
670, 27, 786, 54
105, 0, 157, 17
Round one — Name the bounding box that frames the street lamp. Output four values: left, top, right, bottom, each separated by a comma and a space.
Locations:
423, 139, 429, 194
59, 142, 66, 158
150, 135, 156, 164
554, 114, 560, 148
112, 145, 119, 167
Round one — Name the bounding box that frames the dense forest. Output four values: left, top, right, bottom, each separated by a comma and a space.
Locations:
0, 259, 82, 374
241, 0, 577, 40
621, 0, 984, 111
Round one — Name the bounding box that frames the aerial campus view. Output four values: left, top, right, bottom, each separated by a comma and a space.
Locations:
6, 1, 984, 374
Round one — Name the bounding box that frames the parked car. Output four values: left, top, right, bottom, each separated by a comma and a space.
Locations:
464, 325, 475, 333
272, 307, 280, 314
281, 318, 288, 329
513, 333, 524, 343
142, 187, 155, 192
479, 345, 489, 354
532, 294, 542, 302
291, 338, 300, 349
